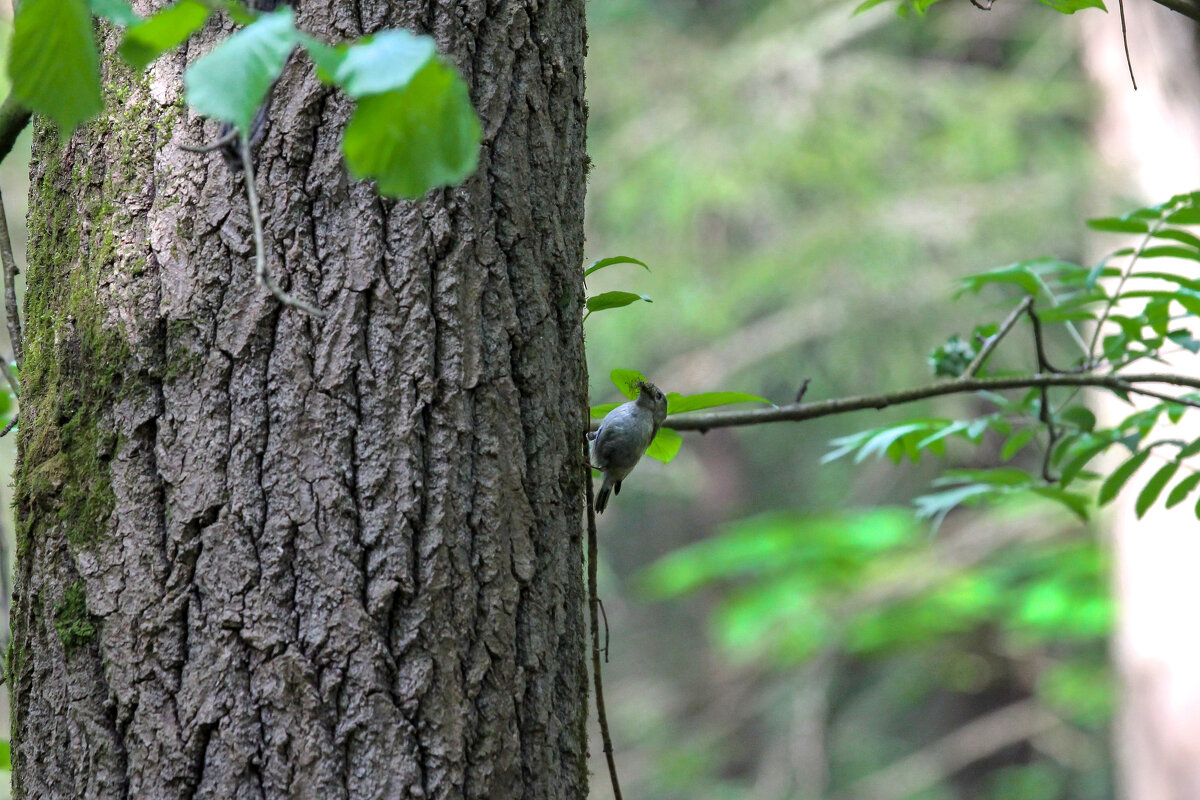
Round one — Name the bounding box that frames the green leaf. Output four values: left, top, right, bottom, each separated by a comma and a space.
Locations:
914, 484, 994, 525
1029, 486, 1091, 520
90, 0, 141, 25
852, 0, 891, 13
1168, 207, 1200, 225
936, 468, 1034, 487
9, 0, 103, 135
1060, 439, 1112, 487
1001, 428, 1037, 462
341, 57, 482, 198
585, 291, 652, 314
1059, 406, 1097, 433
0, 739, 9, 771
956, 263, 1043, 297
584, 255, 651, 278
183, 7, 299, 134
119, 0, 210, 71
315, 30, 435, 96
857, 423, 934, 464
1138, 246, 1200, 261
590, 402, 622, 419
610, 369, 649, 399
1088, 216, 1149, 233
299, 35, 348, 83
1033, 0, 1106, 11
1164, 471, 1200, 509
1099, 449, 1153, 506
1136, 462, 1178, 518
665, 392, 771, 414
1154, 228, 1200, 250
646, 427, 682, 463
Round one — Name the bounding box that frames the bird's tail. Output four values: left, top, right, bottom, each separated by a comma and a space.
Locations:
595, 474, 617, 514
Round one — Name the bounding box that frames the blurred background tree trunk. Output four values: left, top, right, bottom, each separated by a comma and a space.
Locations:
7, 2, 590, 798
1083, 8, 1200, 799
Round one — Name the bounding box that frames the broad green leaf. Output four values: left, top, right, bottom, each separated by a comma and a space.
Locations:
1099, 449, 1153, 506
646, 427, 682, 463
584, 256, 651, 278
9, 0, 103, 135
119, 0, 210, 71
1001, 428, 1037, 462
610, 369, 649, 399
1165, 471, 1200, 509
91, 0, 140, 25
585, 291, 652, 314
1154, 228, 1200, 250
318, 30, 435, 96
184, 7, 299, 134
1138, 246, 1200, 262
1179, 438, 1200, 459
590, 402, 622, 419
1168, 207, 1200, 225
342, 58, 482, 198
1087, 216, 1149, 234
665, 392, 771, 414
1137, 462, 1179, 518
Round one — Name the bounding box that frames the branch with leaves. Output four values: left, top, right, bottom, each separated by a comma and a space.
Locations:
591, 191, 1200, 526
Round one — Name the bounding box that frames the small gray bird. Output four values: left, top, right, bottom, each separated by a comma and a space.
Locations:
590, 380, 668, 513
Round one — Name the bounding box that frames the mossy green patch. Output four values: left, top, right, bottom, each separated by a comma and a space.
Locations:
53, 579, 95, 654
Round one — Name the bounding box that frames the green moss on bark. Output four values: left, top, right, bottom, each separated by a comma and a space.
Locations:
53, 580, 95, 654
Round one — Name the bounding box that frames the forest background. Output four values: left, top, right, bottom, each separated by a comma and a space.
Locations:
0, 0, 1176, 797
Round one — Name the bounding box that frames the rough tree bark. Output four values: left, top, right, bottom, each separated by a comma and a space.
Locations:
9, 2, 590, 798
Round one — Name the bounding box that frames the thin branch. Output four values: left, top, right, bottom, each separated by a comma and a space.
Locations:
645, 372, 1200, 433
963, 297, 1032, 378
0, 98, 31, 167
1148, 0, 1200, 22
1088, 218, 1164, 367
585, 450, 623, 800
176, 126, 238, 154
0, 187, 23, 375
1, 418, 17, 437
239, 135, 326, 317
1119, 0, 1137, 90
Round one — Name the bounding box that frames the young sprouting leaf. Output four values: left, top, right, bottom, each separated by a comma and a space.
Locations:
1165, 471, 1200, 509
9, 0, 104, 135
1001, 428, 1037, 462
184, 7, 300, 134
1098, 449, 1153, 506
665, 392, 772, 414
91, 0, 141, 25
610, 369, 649, 399
119, 0, 210, 71
1136, 462, 1179, 518
645, 427, 683, 463
584, 256, 651, 278
585, 291, 652, 315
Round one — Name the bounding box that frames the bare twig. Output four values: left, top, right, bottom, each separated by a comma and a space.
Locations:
625, 372, 1200, 434
239, 135, 326, 317
1, 418, 17, 437
585, 450, 623, 800
0, 188, 22, 376
963, 297, 1032, 378
1148, 0, 1200, 23
1119, 0, 1137, 89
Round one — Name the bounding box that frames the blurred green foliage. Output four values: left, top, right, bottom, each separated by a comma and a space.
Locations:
584, 0, 1112, 798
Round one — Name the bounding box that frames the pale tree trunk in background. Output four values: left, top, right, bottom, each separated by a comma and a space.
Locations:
9, 2, 590, 798
1083, 8, 1200, 799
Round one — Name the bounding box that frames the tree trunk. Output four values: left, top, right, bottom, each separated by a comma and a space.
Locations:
9, 2, 590, 798
1083, 6, 1200, 799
